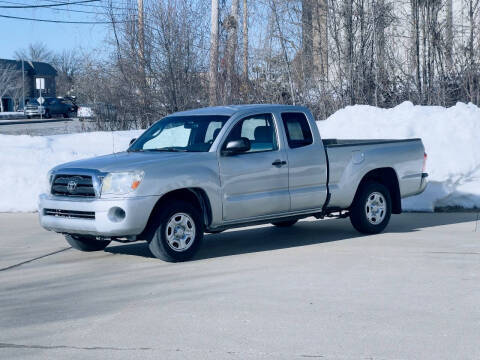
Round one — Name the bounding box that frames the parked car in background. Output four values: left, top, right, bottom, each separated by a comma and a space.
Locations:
24, 98, 45, 118
24, 97, 77, 119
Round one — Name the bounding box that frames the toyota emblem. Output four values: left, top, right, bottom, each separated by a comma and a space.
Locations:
67, 180, 77, 193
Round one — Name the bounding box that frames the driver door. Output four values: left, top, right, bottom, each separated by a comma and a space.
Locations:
218, 113, 290, 222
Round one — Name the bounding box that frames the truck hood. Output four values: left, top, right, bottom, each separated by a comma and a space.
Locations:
53, 151, 200, 173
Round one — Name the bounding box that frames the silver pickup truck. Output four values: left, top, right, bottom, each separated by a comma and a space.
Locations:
39, 105, 428, 262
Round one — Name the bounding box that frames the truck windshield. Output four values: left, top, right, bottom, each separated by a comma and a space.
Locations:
128, 115, 230, 152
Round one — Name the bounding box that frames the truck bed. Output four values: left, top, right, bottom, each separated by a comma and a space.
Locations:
321, 137, 426, 210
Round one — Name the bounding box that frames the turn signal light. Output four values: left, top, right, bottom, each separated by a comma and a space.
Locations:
131, 180, 141, 190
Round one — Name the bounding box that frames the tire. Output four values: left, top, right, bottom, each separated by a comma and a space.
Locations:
27, 116, 31, 119
65, 234, 111, 251
63, 113, 69, 118
272, 220, 298, 227
148, 200, 204, 262
44, 110, 51, 119
349, 181, 392, 234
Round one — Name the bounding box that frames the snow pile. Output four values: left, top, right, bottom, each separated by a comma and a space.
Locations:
0, 130, 142, 212
317, 101, 480, 211
0, 101, 479, 212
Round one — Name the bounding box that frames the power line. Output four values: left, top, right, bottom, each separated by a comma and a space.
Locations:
42, 0, 137, 12
0, 0, 100, 8
0, 13, 132, 23
0, 0, 126, 15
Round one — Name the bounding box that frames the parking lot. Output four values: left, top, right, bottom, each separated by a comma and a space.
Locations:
1, 212, 479, 359
0, 118, 95, 136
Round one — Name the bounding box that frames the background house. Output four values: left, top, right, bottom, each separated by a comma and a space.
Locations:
0, 59, 57, 112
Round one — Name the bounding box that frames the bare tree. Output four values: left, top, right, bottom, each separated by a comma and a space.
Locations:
15, 42, 53, 63
0, 65, 21, 112
242, 0, 249, 83
68, 0, 480, 129
302, 0, 314, 85
225, 0, 240, 103
52, 50, 81, 97
271, 0, 295, 104
344, 0, 354, 104
446, 0, 453, 70
209, 0, 220, 106
313, 0, 328, 81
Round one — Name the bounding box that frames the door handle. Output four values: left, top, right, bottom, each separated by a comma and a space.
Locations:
272, 160, 287, 167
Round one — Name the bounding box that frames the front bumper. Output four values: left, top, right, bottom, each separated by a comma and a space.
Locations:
38, 194, 158, 237
25, 109, 45, 116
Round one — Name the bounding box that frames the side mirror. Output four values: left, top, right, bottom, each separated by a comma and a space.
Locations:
129, 138, 137, 146
223, 137, 251, 155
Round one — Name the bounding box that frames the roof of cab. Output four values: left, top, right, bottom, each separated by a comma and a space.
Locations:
170, 104, 308, 117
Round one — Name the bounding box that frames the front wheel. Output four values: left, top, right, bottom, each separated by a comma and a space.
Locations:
65, 234, 111, 251
148, 200, 204, 262
349, 182, 392, 234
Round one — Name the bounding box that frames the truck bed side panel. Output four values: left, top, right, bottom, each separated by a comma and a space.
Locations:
325, 140, 425, 209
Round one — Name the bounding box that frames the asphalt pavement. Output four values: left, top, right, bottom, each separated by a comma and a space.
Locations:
0, 118, 95, 136
0, 212, 479, 359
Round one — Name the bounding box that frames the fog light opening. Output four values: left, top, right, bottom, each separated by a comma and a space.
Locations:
108, 207, 126, 223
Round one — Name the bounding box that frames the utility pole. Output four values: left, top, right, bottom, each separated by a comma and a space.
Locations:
242, 0, 248, 83
138, 0, 146, 124
138, 0, 145, 64
225, 0, 239, 103
21, 58, 25, 111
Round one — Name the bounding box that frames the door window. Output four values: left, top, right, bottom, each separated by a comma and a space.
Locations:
224, 114, 277, 153
281, 112, 313, 149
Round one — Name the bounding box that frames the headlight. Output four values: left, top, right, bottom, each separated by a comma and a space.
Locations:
46, 170, 54, 194
101, 171, 144, 195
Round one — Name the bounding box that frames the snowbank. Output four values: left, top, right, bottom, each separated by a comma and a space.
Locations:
0, 130, 142, 212
317, 101, 480, 211
0, 101, 479, 212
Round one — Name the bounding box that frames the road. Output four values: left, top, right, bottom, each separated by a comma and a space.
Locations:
0, 118, 95, 136
1, 212, 479, 359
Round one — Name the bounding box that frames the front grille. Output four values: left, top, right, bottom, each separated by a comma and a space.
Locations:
51, 174, 96, 197
44, 208, 95, 219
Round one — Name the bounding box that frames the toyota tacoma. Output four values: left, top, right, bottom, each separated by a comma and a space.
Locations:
39, 105, 428, 262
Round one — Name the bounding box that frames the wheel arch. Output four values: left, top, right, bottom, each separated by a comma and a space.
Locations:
352, 167, 401, 214
138, 187, 212, 241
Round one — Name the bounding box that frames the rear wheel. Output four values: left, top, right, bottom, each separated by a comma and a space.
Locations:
272, 220, 298, 227
65, 234, 111, 251
63, 112, 69, 118
349, 182, 392, 234
44, 110, 51, 118
148, 200, 203, 262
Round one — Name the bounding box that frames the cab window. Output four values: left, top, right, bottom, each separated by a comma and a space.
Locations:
281, 112, 313, 149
